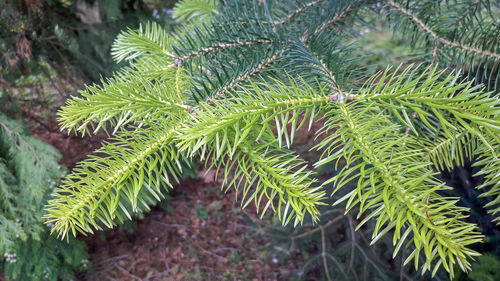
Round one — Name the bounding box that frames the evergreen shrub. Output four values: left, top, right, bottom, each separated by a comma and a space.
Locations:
0, 114, 88, 281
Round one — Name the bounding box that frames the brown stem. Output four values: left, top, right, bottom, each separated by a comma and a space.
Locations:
272, 0, 324, 26
304, 1, 365, 43
173, 39, 273, 66
425, 194, 436, 226
430, 43, 439, 68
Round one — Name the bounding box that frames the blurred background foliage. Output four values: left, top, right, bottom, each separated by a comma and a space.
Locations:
0, 0, 178, 125
0, 112, 88, 281
0, 0, 177, 81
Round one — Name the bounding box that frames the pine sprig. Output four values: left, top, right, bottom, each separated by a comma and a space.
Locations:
44, 120, 186, 238
386, 0, 500, 61
355, 66, 500, 147
315, 101, 483, 278
473, 136, 500, 224
176, 79, 329, 224
177, 78, 330, 150
385, 0, 500, 91
112, 22, 174, 63
212, 139, 326, 226
173, 0, 219, 23
419, 130, 477, 172
58, 65, 188, 135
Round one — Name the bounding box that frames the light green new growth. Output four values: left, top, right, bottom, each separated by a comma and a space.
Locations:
45, 0, 500, 278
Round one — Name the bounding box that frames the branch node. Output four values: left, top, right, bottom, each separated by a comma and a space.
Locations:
329, 93, 353, 103
172, 58, 182, 67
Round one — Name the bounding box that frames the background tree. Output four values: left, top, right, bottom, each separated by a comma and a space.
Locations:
0, 113, 88, 281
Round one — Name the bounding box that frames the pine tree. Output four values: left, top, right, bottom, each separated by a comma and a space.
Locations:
45, 0, 500, 278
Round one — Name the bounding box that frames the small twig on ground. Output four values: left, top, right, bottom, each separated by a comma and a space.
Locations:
94, 255, 129, 266
152, 221, 200, 228
197, 246, 227, 260
114, 264, 143, 281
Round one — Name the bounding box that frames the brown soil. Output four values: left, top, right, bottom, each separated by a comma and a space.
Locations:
80, 179, 297, 281
29, 122, 107, 169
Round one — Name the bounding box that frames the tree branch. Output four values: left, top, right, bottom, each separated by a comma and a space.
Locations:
455, 0, 481, 26
198, 48, 287, 105
305, 1, 366, 43
173, 39, 274, 66
174, 0, 325, 65
386, 0, 500, 60
272, 0, 324, 26
198, 1, 361, 104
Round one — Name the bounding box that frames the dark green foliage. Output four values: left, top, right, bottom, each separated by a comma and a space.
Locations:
2, 233, 88, 281
0, 114, 88, 281
0, 114, 61, 250
467, 254, 500, 281
384, 0, 500, 91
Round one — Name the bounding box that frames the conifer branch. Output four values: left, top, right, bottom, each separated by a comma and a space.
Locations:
306, 1, 365, 43
45, 1, 500, 277
173, 0, 219, 23
59, 64, 189, 135
231, 141, 326, 225
112, 22, 174, 63
175, 95, 329, 224
0, 121, 40, 162
207, 49, 287, 101
386, 0, 500, 60
316, 102, 482, 278
173, 39, 274, 66
473, 137, 500, 224
272, 0, 324, 26
454, 0, 482, 26
45, 122, 185, 238
355, 66, 500, 146
427, 134, 473, 170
